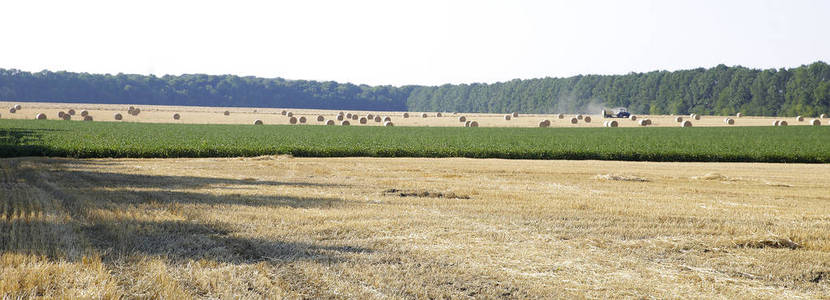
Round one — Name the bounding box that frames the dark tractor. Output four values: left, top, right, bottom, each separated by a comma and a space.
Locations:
602, 107, 631, 118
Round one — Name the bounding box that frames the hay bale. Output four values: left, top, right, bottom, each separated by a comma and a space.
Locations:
80, 110, 89, 117
780, 120, 788, 126
35, 113, 46, 120
421, 113, 428, 118
359, 117, 368, 124
289, 116, 298, 124
287, 112, 293, 117
570, 117, 578, 124
723, 118, 734, 125
68, 109, 76, 115
638, 119, 649, 126
281, 110, 287, 115
539, 119, 550, 127
690, 113, 700, 120
681, 120, 692, 127
458, 116, 467, 122
346, 113, 353, 119
383, 116, 392, 122
317, 115, 325, 122
436, 112, 442, 117
351, 114, 358, 120
809, 119, 821, 126
133, 108, 141, 115
254, 119, 263, 125
326, 119, 335, 125
58, 111, 65, 118
340, 120, 350, 126
337, 114, 344, 121
605, 120, 618, 127
796, 116, 804, 121
583, 116, 592, 123
820, 113, 826, 119
464, 120, 471, 127
374, 116, 381, 122
469, 121, 479, 127
512, 112, 519, 118
14, 104, 21, 110
9, 108, 16, 113
675, 116, 683, 122
299, 116, 307, 123
403, 112, 409, 118
224, 110, 230, 116
83, 115, 93, 121
62, 114, 71, 120
114, 113, 123, 120
736, 112, 742, 118
504, 114, 511, 120
629, 115, 637, 121
557, 114, 564, 119
773, 120, 781, 126
577, 114, 583, 120
367, 113, 374, 119
383, 121, 394, 127
173, 113, 181, 120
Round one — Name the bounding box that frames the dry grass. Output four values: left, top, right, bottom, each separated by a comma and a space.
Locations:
1, 157, 829, 298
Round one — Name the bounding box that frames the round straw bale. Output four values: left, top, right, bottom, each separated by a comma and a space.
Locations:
504, 114, 511, 120
62, 114, 71, 120
383, 116, 392, 122
773, 120, 780, 126
557, 114, 564, 119
681, 120, 692, 127
469, 121, 479, 127
14, 104, 21, 110
9, 108, 16, 113
809, 119, 821, 126
374, 116, 381, 122
779, 120, 788, 126
317, 115, 325, 122
337, 114, 344, 121
796, 116, 804, 121
570, 117, 578, 124
606, 120, 618, 127
223, 110, 230, 116
35, 113, 46, 120
646, 119, 652, 125
436, 112, 442, 117
133, 108, 140, 115
464, 120, 471, 127
80, 110, 89, 117
129, 106, 135, 111
83, 115, 93, 121
339, 111, 345, 116
286, 112, 293, 117
254, 119, 263, 125
359, 117, 368, 124
629, 115, 637, 121
173, 113, 181, 120
458, 116, 467, 122
340, 120, 350, 126
351, 114, 358, 120
281, 110, 287, 115
638, 119, 649, 126
366, 113, 374, 119
114, 113, 123, 120
723, 118, 734, 125
403, 112, 409, 118
736, 112, 742, 118
539, 119, 550, 127
346, 113, 352, 119
68, 109, 76, 115
383, 121, 394, 127
326, 119, 335, 125
819, 113, 826, 119
512, 112, 519, 118
675, 116, 683, 122
583, 116, 592, 123
690, 113, 700, 120
58, 111, 65, 118
577, 114, 583, 120
289, 116, 298, 124
421, 113, 428, 118
299, 116, 307, 123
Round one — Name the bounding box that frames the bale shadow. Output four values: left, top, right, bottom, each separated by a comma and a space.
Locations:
0, 127, 64, 157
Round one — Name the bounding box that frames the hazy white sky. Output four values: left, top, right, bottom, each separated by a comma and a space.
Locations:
1, 0, 828, 86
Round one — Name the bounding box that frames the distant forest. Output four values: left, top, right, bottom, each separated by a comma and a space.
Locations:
1, 61, 828, 116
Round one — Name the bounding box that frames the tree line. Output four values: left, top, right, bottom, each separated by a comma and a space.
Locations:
1, 61, 827, 116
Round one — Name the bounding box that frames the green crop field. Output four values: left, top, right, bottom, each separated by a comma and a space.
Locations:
1, 119, 829, 163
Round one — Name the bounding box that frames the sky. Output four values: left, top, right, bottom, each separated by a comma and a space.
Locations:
0, 0, 828, 86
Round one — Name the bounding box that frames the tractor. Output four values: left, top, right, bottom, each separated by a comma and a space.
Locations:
602, 107, 631, 118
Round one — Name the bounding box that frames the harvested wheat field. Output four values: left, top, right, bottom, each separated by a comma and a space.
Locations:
1, 156, 828, 298
3, 101, 824, 128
